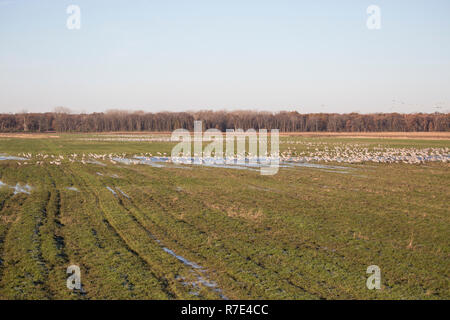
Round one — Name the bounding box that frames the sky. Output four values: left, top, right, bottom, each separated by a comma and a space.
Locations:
0, 0, 449, 114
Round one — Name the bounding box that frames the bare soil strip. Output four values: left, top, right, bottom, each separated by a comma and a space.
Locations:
0, 133, 60, 139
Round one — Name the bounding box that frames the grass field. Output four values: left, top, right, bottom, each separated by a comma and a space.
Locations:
0, 133, 448, 299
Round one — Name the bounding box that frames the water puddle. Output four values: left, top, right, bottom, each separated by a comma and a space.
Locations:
85, 159, 106, 166
112, 157, 166, 168
280, 161, 351, 171
105, 186, 130, 199
101, 175, 226, 298
116, 187, 130, 199
106, 186, 117, 196
0, 154, 28, 161
0, 181, 32, 194
162, 247, 203, 269
111, 156, 352, 173
128, 216, 227, 299
12, 183, 32, 195
162, 247, 227, 299
174, 157, 270, 171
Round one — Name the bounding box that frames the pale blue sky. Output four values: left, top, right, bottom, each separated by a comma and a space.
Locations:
1, 0, 449, 113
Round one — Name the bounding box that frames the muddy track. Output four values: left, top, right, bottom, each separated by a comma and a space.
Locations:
44, 167, 69, 263
0, 189, 53, 298
0, 196, 19, 288
90, 187, 178, 298
29, 176, 54, 298
108, 184, 226, 299
113, 170, 312, 298
41, 168, 71, 299
123, 170, 324, 298
66, 167, 176, 299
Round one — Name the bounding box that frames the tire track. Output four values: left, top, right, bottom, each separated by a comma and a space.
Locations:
0, 195, 19, 291
0, 188, 52, 299
108, 184, 227, 299
120, 167, 324, 298
107, 169, 302, 298
39, 167, 73, 298
66, 166, 176, 299
79, 168, 217, 298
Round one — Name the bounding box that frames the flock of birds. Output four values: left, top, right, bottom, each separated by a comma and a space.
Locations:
281, 143, 449, 164
8, 143, 449, 167
81, 135, 173, 142
13, 152, 170, 167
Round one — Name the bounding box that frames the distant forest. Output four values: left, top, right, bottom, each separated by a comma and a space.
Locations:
0, 110, 449, 132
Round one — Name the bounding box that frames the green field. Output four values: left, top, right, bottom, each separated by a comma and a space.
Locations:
0, 134, 448, 299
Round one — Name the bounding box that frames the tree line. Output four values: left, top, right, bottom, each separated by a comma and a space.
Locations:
0, 110, 448, 132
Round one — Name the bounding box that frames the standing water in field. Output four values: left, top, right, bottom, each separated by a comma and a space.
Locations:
85, 159, 106, 166
103, 181, 228, 298
0, 180, 32, 195
115, 187, 130, 199
0, 154, 28, 161
106, 186, 117, 196
111, 155, 354, 173
103, 192, 227, 298
112, 156, 167, 168
12, 183, 32, 195
160, 246, 228, 299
